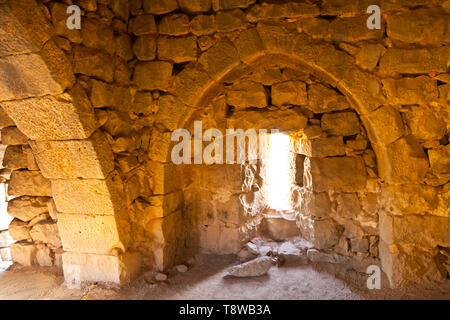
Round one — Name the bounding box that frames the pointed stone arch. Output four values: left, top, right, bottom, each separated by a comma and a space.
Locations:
156, 24, 431, 286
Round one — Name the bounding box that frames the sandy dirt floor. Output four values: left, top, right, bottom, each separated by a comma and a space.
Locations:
0, 256, 449, 300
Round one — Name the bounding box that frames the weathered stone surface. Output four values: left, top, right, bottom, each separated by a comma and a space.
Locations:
8, 219, 31, 241
35, 244, 53, 267
7, 196, 49, 222
132, 14, 157, 36
143, 0, 178, 14
227, 256, 275, 277
179, 0, 211, 12
382, 76, 438, 105
134, 61, 173, 91
381, 185, 441, 216
50, 2, 82, 44
356, 43, 384, 71
387, 8, 450, 44
428, 145, 450, 179
10, 242, 36, 266
1, 84, 97, 140
198, 38, 240, 79
47, 198, 58, 222
374, 136, 429, 184
115, 33, 134, 61
51, 172, 123, 215
380, 212, 449, 247
154, 95, 188, 131
294, 189, 331, 219
363, 106, 404, 146
0, 107, 14, 127
379, 47, 449, 76
330, 16, 383, 42
336, 193, 360, 220
30, 131, 114, 180
403, 106, 446, 141
247, 2, 319, 21
1, 126, 28, 145
293, 136, 345, 157
62, 252, 142, 284
73, 46, 115, 83
8, 170, 51, 197
90, 79, 132, 111
380, 242, 445, 287
321, 111, 360, 136
215, 9, 247, 32
159, 14, 190, 35
260, 217, 299, 241
272, 81, 307, 106
190, 15, 217, 36
228, 108, 308, 133
307, 84, 350, 113
133, 36, 156, 61
30, 221, 62, 248
232, 27, 264, 63
0, 4, 37, 57
172, 63, 212, 106
227, 80, 267, 109
2, 145, 27, 169
304, 156, 366, 192
157, 36, 198, 63
312, 219, 341, 250
57, 213, 122, 255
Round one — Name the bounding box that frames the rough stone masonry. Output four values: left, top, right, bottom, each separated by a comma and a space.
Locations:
0, 0, 448, 288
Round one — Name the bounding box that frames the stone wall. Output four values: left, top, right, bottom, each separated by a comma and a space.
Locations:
0, 107, 63, 268
0, 0, 448, 287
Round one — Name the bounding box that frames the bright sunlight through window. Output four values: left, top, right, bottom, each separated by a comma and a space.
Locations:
264, 133, 294, 211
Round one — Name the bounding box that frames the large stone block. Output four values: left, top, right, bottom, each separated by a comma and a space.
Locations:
132, 35, 156, 61
232, 27, 264, 63
30, 221, 62, 249
363, 106, 404, 146
379, 47, 449, 76
307, 83, 350, 113
374, 136, 429, 184
179, 0, 211, 12
248, 2, 319, 21
157, 36, 198, 63
428, 145, 450, 179
293, 136, 345, 157
272, 81, 307, 106
10, 242, 36, 266
8, 170, 52, 197
380, 211, 450, 248
89, 79, 132, 112
57, 213, 122, 254
293, 188, 331, 219
143, 0, 178, 14
50, 2, 82, 44
0, 126, 28, 145
387, 8, 449, 44
0, 107, 15, 127
0, 4, 36, 57
134, 61, 173, 91
158, 14, 189, 37
1, 84, 97, 140
198, 38, 240, 80
73, 46, 115, 83
51, 172, 124, 215
30, 131, 114, 180
382, 76, 438, 105
227, 80, 267, 109
62, 251, 141, 284
2, 145, 28, 169
381, 185, 442, 216
330, 16, 384, 42
8, 219, 31, 241
227, 108, 308, 133
402, 106, 446, 141
131, 14, 157, 36
304, 156, 366, 192
7, 196, 49, 222
321, 111, 360, 136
